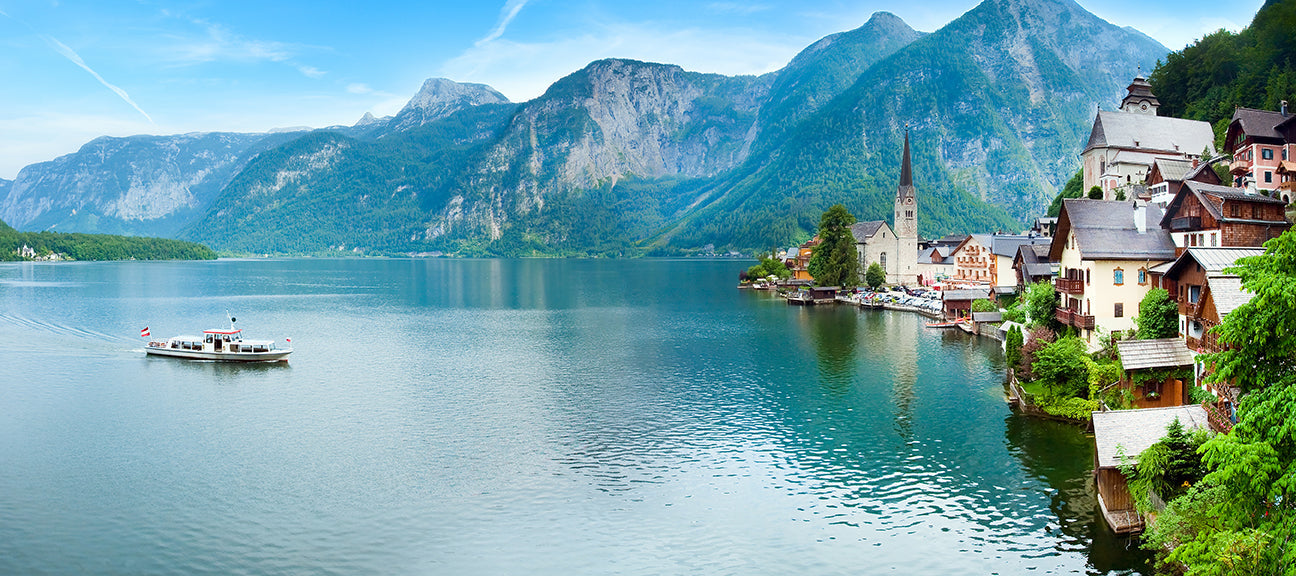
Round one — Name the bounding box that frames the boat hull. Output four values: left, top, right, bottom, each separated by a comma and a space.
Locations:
145, 346, 291, 362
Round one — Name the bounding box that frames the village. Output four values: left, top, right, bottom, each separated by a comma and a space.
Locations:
743, 75, 1296, 538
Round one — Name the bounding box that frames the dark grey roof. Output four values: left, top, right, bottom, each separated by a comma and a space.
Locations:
989, 234, 1051, 258
1084, 110, 1215, 155
1061, 199, 1176, 261
1229, 107, 1289, 142
1093, 406, 1209, 468
1117, 338, 1197, 371
1161, 181, 1289, 228
919, 246, 953, 264
1151, 158, 1193, 182
1016, 244, 1055, 278
941, 288, 991, 301
971, 311, 1003, 322
899, 130, 913, 189
1170, 247, 1265, 277
850, 220, 888, 241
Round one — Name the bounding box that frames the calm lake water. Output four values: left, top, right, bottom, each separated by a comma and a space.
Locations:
0, 258, 1150, 575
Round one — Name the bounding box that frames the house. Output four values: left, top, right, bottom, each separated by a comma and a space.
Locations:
988, 235, 1052, 291
941, 287, 991, 320
1158, 181, 1290, 253
1050, 199, 1176, 343
1092, 405, 1210, 534
1223, 102, 1295, 195
788, 238, 819, 281
950, 234, 994, 285
916, 245, 955, 285
1081, 76, 1217, 200
1115, 338, 1198, 408
1013, 244, 1056, 291
1030, 217, 1058, 237
1159, 247, 1262, 353
1144, 157, 1222, 205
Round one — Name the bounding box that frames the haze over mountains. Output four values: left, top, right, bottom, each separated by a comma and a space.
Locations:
0, 0, 1168, 255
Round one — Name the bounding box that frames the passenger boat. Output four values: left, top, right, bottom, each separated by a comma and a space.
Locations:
144, 316, 292, 362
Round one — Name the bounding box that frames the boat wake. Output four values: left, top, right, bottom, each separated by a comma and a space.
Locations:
0, 313, 132, 344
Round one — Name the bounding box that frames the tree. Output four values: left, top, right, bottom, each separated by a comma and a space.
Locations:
1005, 325, 1024, 372
1114, 188, 1126, 201
1047, 169, 1084, 217
1023, 279, 1059, 330
1087, 185, 1104, 200
865, 262, 886, 289
1031, 336, 1091, 398
1204, 230, 1296, 393
1135, 287, 1179, 339
806, 204, 860, 287
971, 299, 997, 313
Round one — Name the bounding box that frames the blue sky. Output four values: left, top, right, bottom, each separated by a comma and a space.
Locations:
0, 0, 1262, 178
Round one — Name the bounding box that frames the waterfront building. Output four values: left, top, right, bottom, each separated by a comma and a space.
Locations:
1092, 405, 1210, 534
1081, 76, 1216, 200
941, 287, 991, 320
1223, 102, 1295, 196
950, 234, 994, 285
788, 237, 819, 281
850, 220, 899, 284
951, 234, 1052, 290
1158, 180, 1290, 253
1050, 199, 1176, 344
1157, 247, 1262, 353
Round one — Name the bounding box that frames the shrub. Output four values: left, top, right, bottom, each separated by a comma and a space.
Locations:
1018, 326, 1055, 381
971, 298, 997, 313
1032, 336, 1091, 398
1005, 325, 1024, 372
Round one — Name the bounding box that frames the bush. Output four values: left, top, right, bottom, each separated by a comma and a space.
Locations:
1087, 185, 1104, 199
1032, 336, 1091, 398
1018, 326, 1055, 381
1023, 280, 1059, 330
865, 262, 886, 289
1135, 288, 1179, 340
971, 298, 997, 313
1036, 394, 1100, 421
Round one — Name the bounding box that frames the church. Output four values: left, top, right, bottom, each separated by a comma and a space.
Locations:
851, 131, 920, 286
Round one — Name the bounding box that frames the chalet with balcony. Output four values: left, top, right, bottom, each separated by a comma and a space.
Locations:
950, 234, 994, 285
1013, 244, 1055, 291
788, 237, 820, 281
1082, 76, 1216, 200
1160, 247, 1262, 354
1050, 200, 1176, 343
1224, 102, 1295, 195
1158, 181, 1289, 252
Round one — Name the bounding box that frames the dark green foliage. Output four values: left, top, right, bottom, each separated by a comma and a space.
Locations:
1114, 189, 1126, 201
971, 298, 997, 313
807, 205, 860, 287
746, 253, 792, 281
1046, 169, 1084, 217
1149, 0, 1296, 138
1135, 287, 1179, 339
0, 218, 215, 261
865, 262, 886, 289
1086, 185, 1103, 200
1203, 230, 1296, 393
1018, 326, 1055, 382
1121, 418, 1208, 516
1005, 325, 1024, 371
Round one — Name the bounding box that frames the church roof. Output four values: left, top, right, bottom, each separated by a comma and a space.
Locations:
1083, 111, 1215, 156
849, 220, 888, 241
1120, 76, 1160, 109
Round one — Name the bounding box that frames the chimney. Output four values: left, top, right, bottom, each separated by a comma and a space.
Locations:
1283, 100, 1289, 116
1134, 203, 1147, 233
1192, 157, 1199, 168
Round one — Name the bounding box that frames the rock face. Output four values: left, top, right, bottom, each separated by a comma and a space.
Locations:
0, 132, 272, 237
385, 78, 510, 133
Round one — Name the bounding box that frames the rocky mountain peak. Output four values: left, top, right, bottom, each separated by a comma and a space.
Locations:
388, 78, 510, 132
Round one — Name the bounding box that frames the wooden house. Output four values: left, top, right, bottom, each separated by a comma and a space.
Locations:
1115, 339, 1197, 408
1158, 181, 1289, 254
1145, 157, 1222, 205
1224, 103, 1295, 194
1012, 243, 1055, 292
1092, 405, 1210, 534
941, 288, 990, 320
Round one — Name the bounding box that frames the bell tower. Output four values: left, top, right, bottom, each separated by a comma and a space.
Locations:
893, 129, 919, 285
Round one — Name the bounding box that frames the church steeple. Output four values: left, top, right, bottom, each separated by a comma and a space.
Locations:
899, 129, 913, 189
892, 127, 919, 287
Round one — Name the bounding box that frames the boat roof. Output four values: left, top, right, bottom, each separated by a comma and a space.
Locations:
204, 329, 243, 334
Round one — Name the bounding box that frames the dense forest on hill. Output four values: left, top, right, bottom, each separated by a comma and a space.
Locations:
1149, 0, 1296, 144
0, 219, 216, 261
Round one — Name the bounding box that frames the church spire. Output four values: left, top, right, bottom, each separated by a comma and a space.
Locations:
899, 128, 912, 188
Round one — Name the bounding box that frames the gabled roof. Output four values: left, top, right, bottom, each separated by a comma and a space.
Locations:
1117, 338, 1197, 371
1083, 110, 1216, 156
919, 246, 954, 264
850, 220, 889, 241
1093, 406, 1210, 468
1206, 275, 1251, 317
1225, 107, 1291, 151
1148, 158, 1194, 183
989, 234, 1051, 258
1051, 199, 1175, 262
1015, 244, 1055, 278
1164, 247, 1265, 280
941, 288, 991, 301
1160, 181, 1289, 228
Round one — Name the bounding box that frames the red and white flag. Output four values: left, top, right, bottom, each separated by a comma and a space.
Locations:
140, 327, 150, 338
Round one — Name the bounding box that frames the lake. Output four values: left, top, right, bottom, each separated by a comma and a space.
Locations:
0, 258, 1150, 575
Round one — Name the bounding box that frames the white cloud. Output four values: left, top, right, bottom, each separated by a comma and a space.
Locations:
347, 83, 374, 94
478, 0, 532, 46
297, 65, 326, 78
707, 2, 772, 15
45, 36, 154, 123
442, 21, 806, 102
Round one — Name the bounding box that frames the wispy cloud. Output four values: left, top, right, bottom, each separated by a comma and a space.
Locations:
477, 0, 531, 46
297, 65, 326, 78
45, 37, 154, 123
163, 18, 326, 78
347, 83, 373, 94
706, 2, 771, 15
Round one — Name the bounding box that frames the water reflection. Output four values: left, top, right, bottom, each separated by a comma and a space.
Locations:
808, 305, 858, 395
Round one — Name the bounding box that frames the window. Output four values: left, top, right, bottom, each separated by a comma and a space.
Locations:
1190, 234, 1198, 247
880, 252, 887, 270
1266, 172, 1273, 183
1138, 268, 1147, 284
1115, 302, 1124, 317
1210, 233, 1217, 247
1086, 269, 1091, 285
1188, 285, 1201, 304
1114, 268, 1124, 285
1253, 204, 1262, 219
905, 210, 913, 218
1231, 203, 1240, 218
1263, 148, 1274, 160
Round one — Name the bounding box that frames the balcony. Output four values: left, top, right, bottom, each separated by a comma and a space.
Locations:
1169, 216, 1202, 231
1230, 160, 1249, 175
1055, 277, 1085, 295
1056, 308, 1096, 330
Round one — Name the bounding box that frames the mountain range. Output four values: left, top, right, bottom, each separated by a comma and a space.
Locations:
0, 0, 1169, 255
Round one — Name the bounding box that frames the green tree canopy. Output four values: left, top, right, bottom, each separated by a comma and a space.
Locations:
1031, 336, 1090, 398
806, 204, 859, 287
1047, 169, 1084, 217
1135, 287, 1179, 340
865, 261, 886, 289
1087, 185, 1103, 200
1023, 279, 1059, 330
1205, 231, 1296, 393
